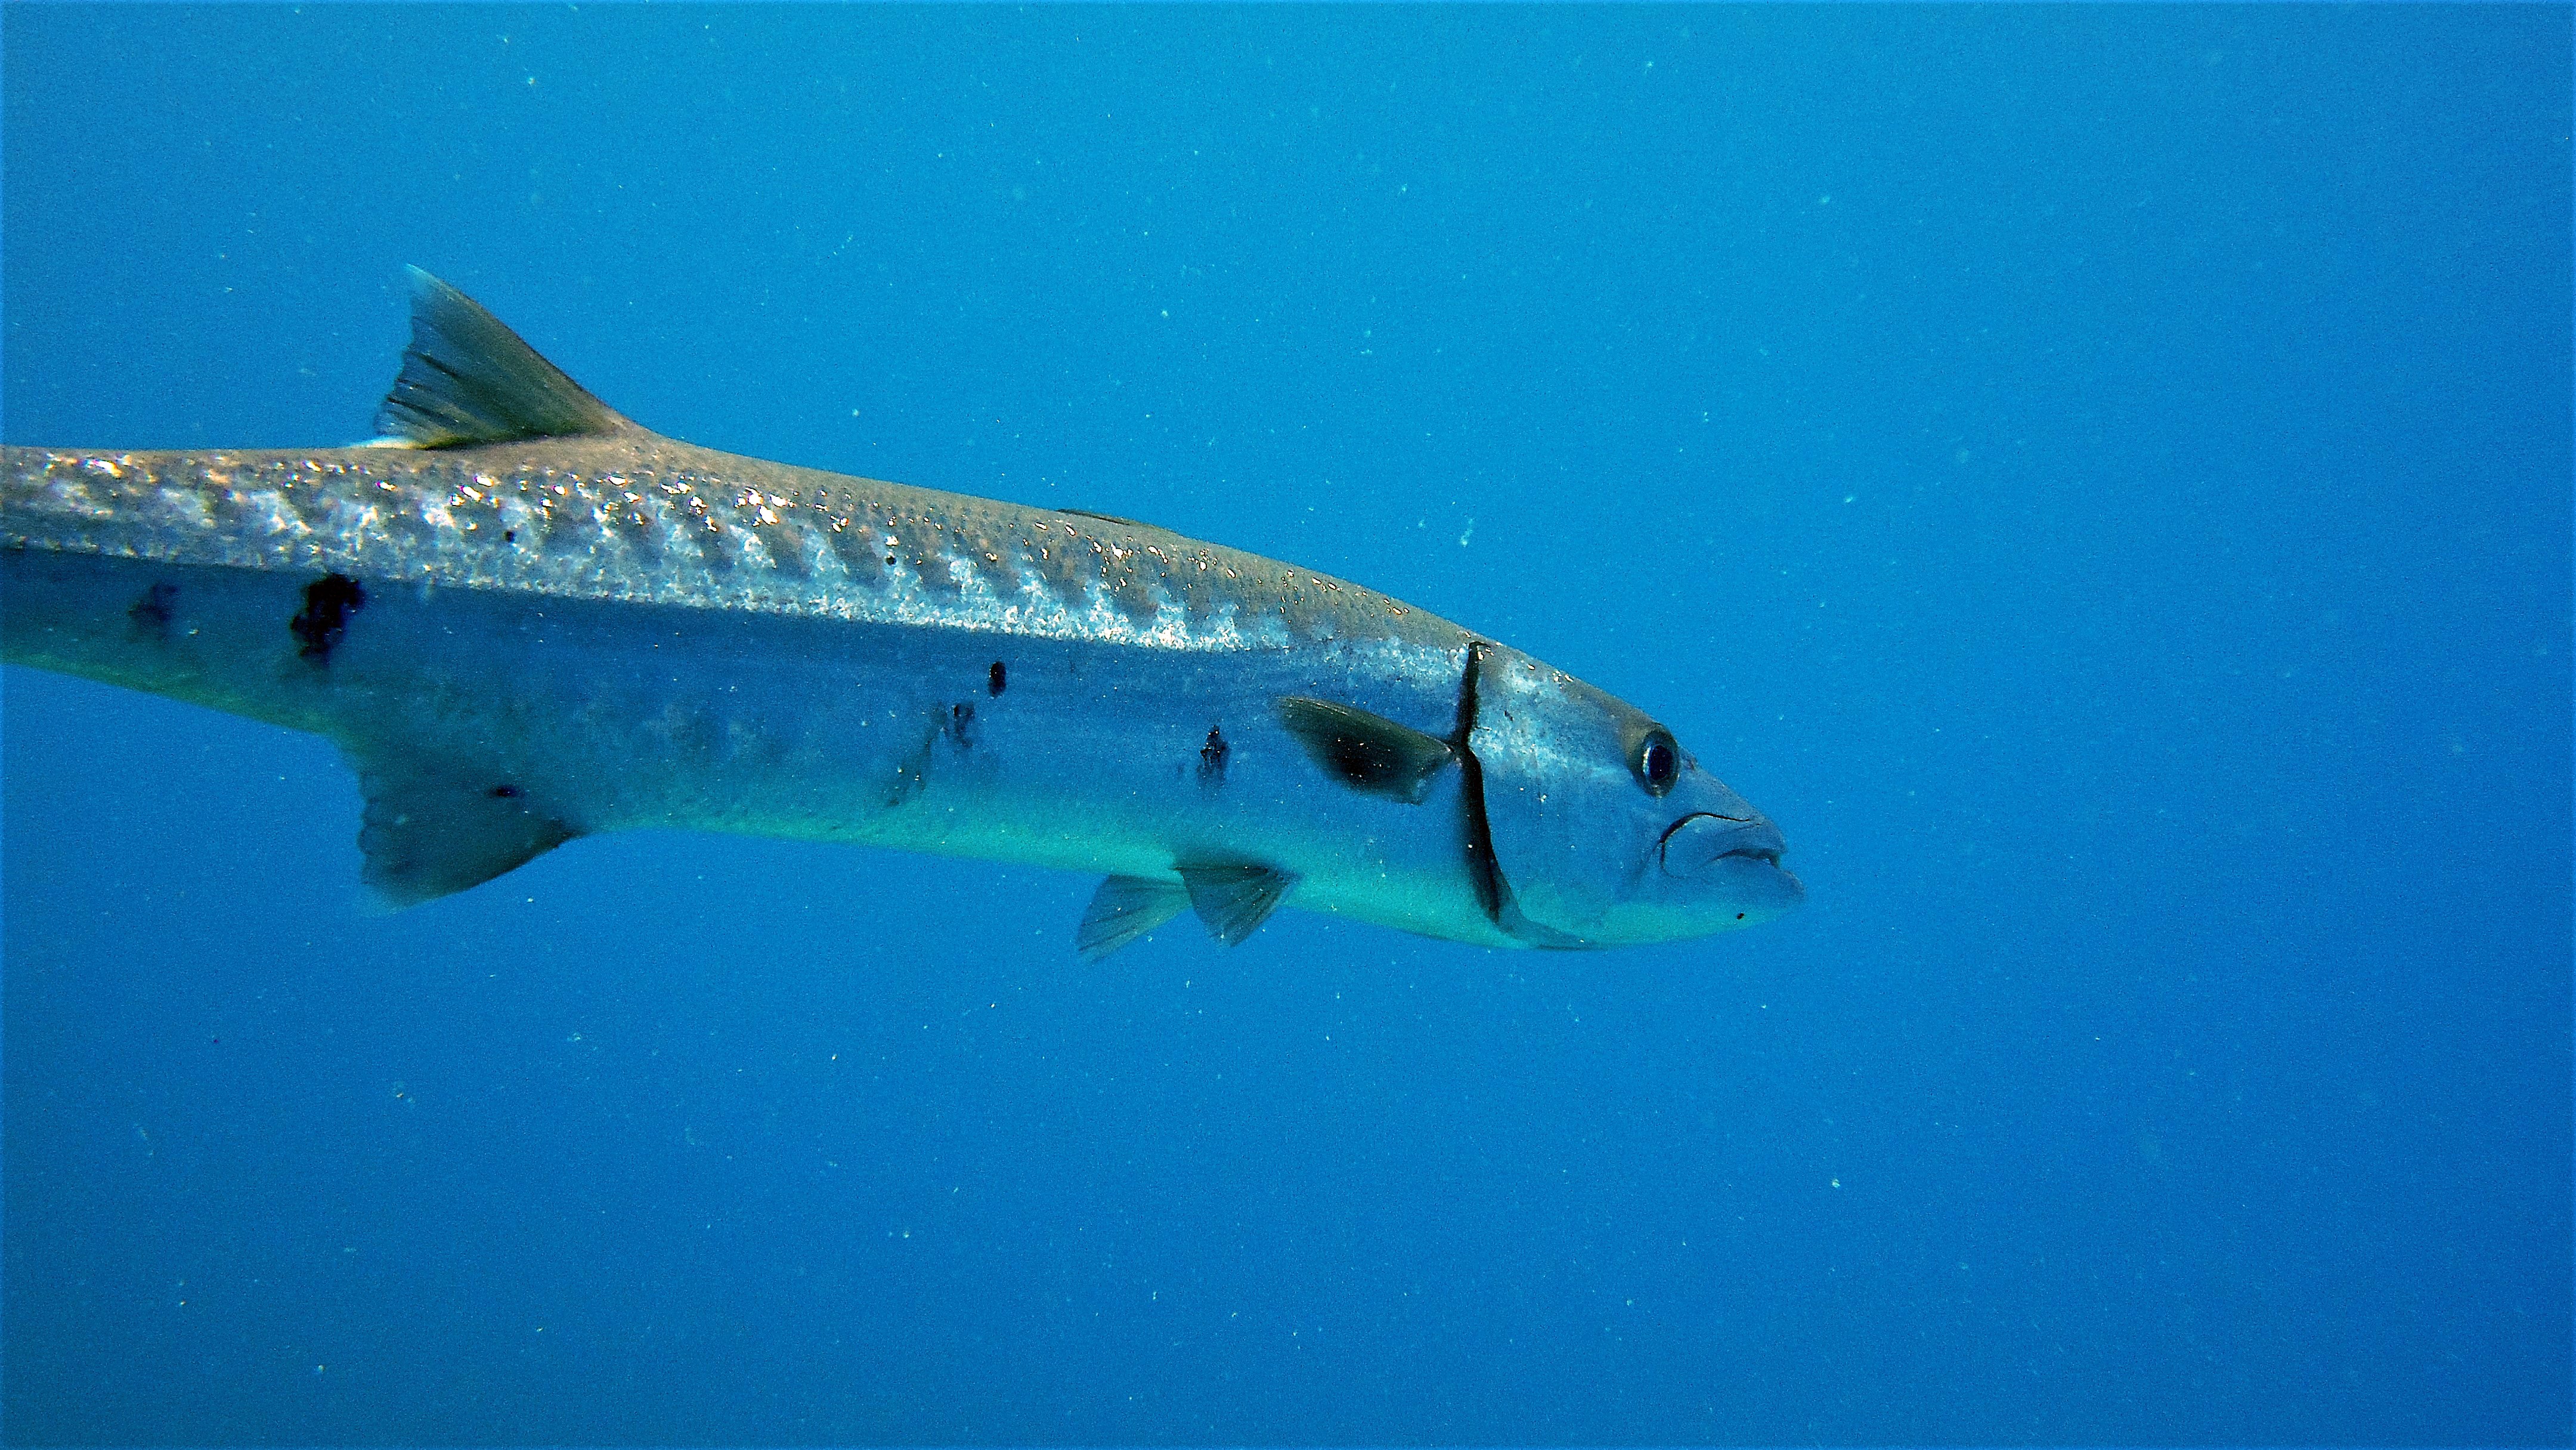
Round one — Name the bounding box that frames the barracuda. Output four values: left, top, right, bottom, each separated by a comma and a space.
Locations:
1, 269, 1801, 956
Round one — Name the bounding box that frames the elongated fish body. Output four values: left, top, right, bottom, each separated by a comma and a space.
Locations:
2, 271, 1801, 955
2, 434, 1504, 942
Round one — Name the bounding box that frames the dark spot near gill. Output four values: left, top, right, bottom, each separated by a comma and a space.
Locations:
1454, 642, 1507, 926
1199, 724, 1230, 791
948, 701, 977, 751
503, 529, 517, 543
290, 574, 366, 664
488, 785, 523, 800
129, 581, 178, 634
988, 661, 1007, 696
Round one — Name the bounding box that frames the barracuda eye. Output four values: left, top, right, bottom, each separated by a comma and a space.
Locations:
1634, 728, 1680, 797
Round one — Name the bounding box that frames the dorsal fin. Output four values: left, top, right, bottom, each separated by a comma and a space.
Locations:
1055, 507, 1168, 533
370, 266, 630, 448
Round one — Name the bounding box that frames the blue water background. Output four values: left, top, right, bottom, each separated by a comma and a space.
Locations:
3, 6, 2567, 1443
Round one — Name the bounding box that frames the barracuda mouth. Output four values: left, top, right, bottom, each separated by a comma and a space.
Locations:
1658, 811, 1788, 876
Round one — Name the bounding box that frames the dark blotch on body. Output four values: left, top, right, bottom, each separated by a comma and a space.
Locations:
129, 581, 178, 635
988, 661, 1007, 696
886, 735, 932, 808
488, 785, 523, 800
290, 574, 366, 663
1199, 725, 1230, 791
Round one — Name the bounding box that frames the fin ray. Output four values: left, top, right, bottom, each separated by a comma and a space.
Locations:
1177, 863, 1298, 946
1076, 875, 1190, 962
373, 267, 629, 448
355, 759, 579, 907
1275, 695, 1456, 804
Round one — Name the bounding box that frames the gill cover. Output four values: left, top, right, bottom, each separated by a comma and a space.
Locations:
1467, 643, 1803, 947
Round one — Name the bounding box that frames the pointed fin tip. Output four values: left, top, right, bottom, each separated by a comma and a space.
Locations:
355, 758, 581, 907
372, 266, 630, 449
1275, 696, 1457, 805
1177, 863, 1298, 946
1076, 875, 1190, 962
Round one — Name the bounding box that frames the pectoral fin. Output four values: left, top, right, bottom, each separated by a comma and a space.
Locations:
1275, 696, 1456, 804
1076, 875, 1190, 962
354, 760, 580, 907
1177, 863, 1298, 946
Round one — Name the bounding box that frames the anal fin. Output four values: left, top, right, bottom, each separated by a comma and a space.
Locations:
1177, 863, 1299, 947
1076, 875, 1189, 962
355, 760, 579, 907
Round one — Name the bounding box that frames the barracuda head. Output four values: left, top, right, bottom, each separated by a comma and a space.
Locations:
1467, 643, 1804, 947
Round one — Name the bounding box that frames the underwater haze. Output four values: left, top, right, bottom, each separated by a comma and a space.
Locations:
2, 5, 2567, 1444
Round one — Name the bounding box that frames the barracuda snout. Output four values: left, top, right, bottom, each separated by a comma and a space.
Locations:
1466, 643, 1803, 947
